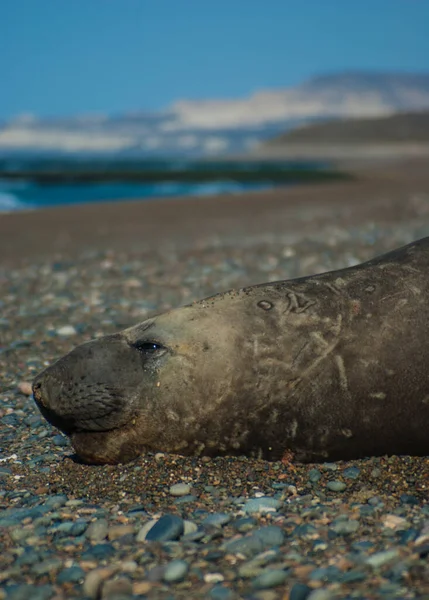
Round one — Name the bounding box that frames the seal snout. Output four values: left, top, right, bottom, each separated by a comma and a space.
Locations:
33, 335, 142, 436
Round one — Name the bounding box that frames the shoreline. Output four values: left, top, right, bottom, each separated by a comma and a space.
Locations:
1, 156, 429, 266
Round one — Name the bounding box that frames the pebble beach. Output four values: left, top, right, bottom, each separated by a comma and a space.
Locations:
1, 158, 429, 599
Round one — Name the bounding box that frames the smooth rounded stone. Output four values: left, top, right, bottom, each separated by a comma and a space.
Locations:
343, 466, 360, 479
326, 481, 347, 492
183, 519, 198, 535
107, 525, 135, 541
181, 528, 206, 542
83, 568, 117, 599
340, 569, 367, 583
330, 519, 360, 535
81, 543, 116, 561
56, 325, 77, 336
400, 493, 419, 505
101, 577, 133, 599
223, 526, 285, 558
321, 463, 338, 471
45, 495, 68, 509
308, 566, 342, 582
163, 559, 189, 583
243, 497, 282, 515
4, 584, 55, 600
52, 434, 68, 447
308, 469, 322, 483
174, 494, 197, 505
209, 585, 235, 600
56, 566, 85, 584
10, 528, 33, 543
365, 549, 400, 568
31, 558, 62, 576
371, 467, 382, 478
289, 582, 313, 600
145, 514, 184, 542
86, 518, 109, 542
307, 590, 336, 600
233, 517, 258, 533
252, 568, 288, 589
136, 519, 157, 542
202, 513, 231, 528
169, 482, 192, 496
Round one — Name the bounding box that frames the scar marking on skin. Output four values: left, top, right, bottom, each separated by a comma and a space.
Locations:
335, 354, 350, 397
341, 428, 353, 438
324, 282, 342, 296
370, 392, 387, 400
282, 289, 316, 314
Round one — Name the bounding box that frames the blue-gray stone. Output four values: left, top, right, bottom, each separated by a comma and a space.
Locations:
309, 566, 342, 582
289, 582, 313, 600
173, 494, 197, 505
202, 513, 231, 528
163, 559, 189, 582
243, 497, 282, 514
308, 469, 322, 483
6, 584, 55, 600
400, 493, 419, 505
340, 569, 367, 583
81, 543, 115, 560
44, 495, 68, 509
209, 585, 235, 600
56, 566, 85, 584
343, 467, 360, 479
223, 525, 285, 557
145, 514, 184, 542
233, 517, 257, 533
330, 519, 360, 535
31, 558, 62, 576
52, 435, 68, 447
252, 568, 288, 589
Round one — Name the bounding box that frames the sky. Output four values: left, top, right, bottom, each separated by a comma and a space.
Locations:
1, 0, 429, 119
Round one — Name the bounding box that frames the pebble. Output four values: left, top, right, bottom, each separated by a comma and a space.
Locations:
87, 518, 109, 541
56, 325, 77, 336
144, 514, 184, 542
251, 568, 288, 589
169, 482, 192, 496
289, 582, 313, 600
243, 497, 282, 514
163, 559, 189, 582
326, 481, 347, 492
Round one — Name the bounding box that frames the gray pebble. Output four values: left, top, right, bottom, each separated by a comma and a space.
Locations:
163, 559, 189, 582
169, 482, 192, 496
330, 519, 359, 535
202, 513, 231, 528
243, 497, 282, 514
252, 568, 288, 589
326, 481, 347, 492
86, 518, 109, 542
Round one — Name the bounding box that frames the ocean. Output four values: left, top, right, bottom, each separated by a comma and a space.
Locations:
0, 157, 331, 212
0, 178, 272, 212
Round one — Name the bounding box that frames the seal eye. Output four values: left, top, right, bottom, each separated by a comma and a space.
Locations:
133, 341, 165, 355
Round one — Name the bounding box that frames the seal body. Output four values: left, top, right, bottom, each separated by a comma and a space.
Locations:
33, 237, 429, 464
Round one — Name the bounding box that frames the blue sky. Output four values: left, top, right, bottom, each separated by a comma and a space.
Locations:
1, 0, 428, 119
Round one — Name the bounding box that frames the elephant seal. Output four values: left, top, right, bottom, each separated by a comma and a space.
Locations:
33, 237, 429, 464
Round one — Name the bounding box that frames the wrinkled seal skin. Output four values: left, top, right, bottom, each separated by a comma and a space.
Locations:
33, 237, 429, 464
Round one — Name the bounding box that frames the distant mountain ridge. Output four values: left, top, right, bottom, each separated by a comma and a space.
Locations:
1, 71, 429, 157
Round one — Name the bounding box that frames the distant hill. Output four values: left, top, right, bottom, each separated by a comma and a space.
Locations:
1, 71, 429, 157
265, 111, 429, 145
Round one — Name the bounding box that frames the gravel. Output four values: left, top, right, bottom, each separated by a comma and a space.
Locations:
2, 185, 429, 598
